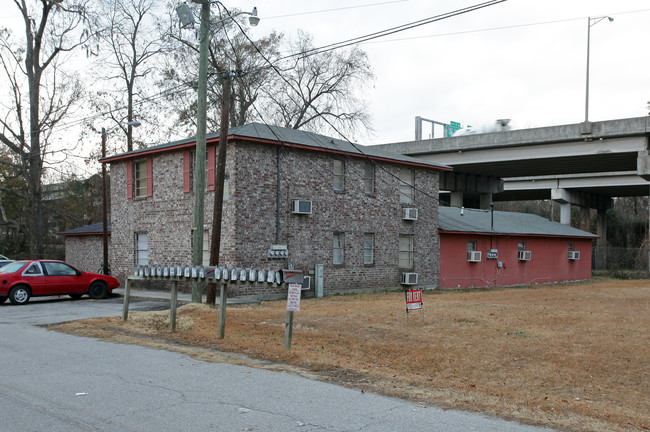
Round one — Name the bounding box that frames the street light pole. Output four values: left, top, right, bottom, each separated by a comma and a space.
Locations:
584, 16, 613, 124
191, 0, 211, 302
178, 1, 259, 302
101, 128, 109, 275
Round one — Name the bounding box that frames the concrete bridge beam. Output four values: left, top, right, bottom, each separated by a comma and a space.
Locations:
637, 150, 650, 181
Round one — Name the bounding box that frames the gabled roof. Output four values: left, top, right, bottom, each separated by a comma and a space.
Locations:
59, 221, 110, 236
100, 122, 451, 172
439, 206, 598, 239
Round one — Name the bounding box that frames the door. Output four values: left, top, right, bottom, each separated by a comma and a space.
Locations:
42, 261, 87, 294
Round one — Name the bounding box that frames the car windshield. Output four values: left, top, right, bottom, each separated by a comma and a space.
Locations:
0, 260, 28, 274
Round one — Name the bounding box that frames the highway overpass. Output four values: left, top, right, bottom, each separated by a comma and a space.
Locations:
373, 116, 650, 269
373, 116, 650, 223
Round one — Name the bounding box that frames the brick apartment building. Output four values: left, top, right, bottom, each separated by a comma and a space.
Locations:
100, 123, 451, 297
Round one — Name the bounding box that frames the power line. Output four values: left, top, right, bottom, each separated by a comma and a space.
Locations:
262, 0, 410, 20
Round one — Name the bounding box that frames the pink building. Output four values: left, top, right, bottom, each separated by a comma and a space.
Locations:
439, 206, 597, 289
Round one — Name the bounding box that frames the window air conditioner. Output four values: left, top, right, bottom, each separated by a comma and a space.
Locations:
400, 272, 418, 285
518, 250, 532, 261
467, 251, 482, 262
292, 200, 312, 215
568, 251, 580, 260
403, 208, 418, 221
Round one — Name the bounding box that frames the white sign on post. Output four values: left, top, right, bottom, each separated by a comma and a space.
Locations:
287, 283, 302, 311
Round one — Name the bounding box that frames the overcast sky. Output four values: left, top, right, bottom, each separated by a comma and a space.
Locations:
238, 0, 650, 145
2, 0, 649, 158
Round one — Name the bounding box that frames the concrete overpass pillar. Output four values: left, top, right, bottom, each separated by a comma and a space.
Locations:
560, 203, 571, 225
480, 193, 492, 210
450, 191, 464, 207
596, 208, 607, 270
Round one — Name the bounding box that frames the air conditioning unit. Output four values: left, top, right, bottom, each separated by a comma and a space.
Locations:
467, 251, 482, 262
400, 272, 418, 285
403, 207, 418, 221
292, 199, 312, 215
568, 251, 581, 260
518, 250, 532, 261
301, 276, 311, 290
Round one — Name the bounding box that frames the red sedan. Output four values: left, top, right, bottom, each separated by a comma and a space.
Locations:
0, 260, 120, 305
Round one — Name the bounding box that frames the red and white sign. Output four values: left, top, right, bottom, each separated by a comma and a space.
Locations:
287, 283, 302, 312
406, 289, 423, 312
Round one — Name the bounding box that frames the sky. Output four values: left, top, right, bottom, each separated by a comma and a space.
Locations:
1, 0, 649, 168
234, 0, 650, 145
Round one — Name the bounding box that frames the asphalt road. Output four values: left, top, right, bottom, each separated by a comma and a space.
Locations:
0, 295, 558, 432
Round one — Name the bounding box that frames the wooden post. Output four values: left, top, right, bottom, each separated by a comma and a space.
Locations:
122, 277, 132, 321
284, 311, 294, 350
170, 280, 179, 331
218, 282, 227, 339
207, 76, 232, 305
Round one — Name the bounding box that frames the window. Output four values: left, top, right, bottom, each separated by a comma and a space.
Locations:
202, 230, 210, 266
399, 234, 414, 269
134, 160, 148, 198
189, 230, 211, 265
467, 241, 477, 252
183, 149, 215, 192
568, 243, 575, 251
399, 167, 414, 204
333, 160, 345, 191
333, 232, 345, 264
23, 262, 43, 276
43, 262, 77, 276
135, 233, 148, 266
364, 163, 375, 195
364, 233, 374, 265
518, 241, 526, 251
127, 157, 151, 199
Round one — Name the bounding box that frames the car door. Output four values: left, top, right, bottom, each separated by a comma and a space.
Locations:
42, 261, 87, 294
21, 262, 47, 295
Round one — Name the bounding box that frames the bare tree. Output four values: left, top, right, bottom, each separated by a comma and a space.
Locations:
160, 6, 281, 135
261, 31, 374, 139
0, 0, 92, 258
92, 0, 165, 152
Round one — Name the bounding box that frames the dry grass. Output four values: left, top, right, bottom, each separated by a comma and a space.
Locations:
51, 278, 650, 432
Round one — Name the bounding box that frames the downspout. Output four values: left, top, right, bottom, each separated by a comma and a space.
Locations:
276, 145, 283, 243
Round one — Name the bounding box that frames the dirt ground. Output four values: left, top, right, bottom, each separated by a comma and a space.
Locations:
51, 278, 649, 432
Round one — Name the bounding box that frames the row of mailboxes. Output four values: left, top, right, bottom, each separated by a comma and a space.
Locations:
133, 265, 303, 284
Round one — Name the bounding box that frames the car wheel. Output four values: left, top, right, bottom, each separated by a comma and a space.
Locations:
9, 285, 30, 305
0, 296, 7, 304
69, 293, 83, 300
88, 281, 108, 299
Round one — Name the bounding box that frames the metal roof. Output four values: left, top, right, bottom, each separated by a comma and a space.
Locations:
59, 221, 110, 236
439, 206, 598, 238
101, 123, 451, 171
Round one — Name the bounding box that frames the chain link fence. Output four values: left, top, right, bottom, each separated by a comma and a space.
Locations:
594, 246, 650, 279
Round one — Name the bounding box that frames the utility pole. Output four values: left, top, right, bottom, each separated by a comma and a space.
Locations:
191, 0, 211, 302
101, 128, 109, 275
207, 74, 231, 305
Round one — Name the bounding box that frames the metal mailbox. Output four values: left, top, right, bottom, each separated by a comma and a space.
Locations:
280, 269, 304, 284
